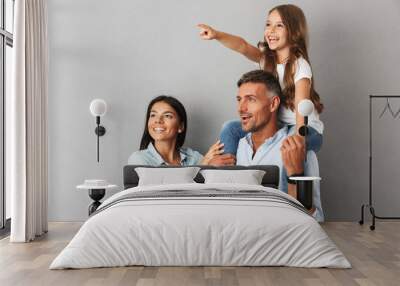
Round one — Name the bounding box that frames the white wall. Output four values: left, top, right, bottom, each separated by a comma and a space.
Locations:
48, 0, 400, 221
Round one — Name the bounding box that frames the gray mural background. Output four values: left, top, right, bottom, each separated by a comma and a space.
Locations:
48, 0, 400, 221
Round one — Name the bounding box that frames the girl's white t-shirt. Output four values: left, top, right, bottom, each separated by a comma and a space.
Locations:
275, 57, 324, 134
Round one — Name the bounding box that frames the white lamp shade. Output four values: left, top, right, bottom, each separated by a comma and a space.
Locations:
298, 99, 314, 117
90, 99, 107, 117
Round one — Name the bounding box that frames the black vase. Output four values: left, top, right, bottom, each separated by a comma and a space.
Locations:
88, 189, 105, 215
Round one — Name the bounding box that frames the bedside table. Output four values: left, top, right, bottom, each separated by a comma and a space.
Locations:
77, 180, 118, 215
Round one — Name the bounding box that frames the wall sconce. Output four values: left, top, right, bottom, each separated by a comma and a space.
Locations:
89, 99, 107, 162
298, 99, 314, 152
290, 99, 321, 210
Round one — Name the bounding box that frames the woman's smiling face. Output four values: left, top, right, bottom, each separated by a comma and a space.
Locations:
147, 101, 183, 143
264, 9, 289, 51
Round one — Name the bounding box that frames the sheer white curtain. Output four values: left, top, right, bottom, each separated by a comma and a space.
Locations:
8, 0, 48, 242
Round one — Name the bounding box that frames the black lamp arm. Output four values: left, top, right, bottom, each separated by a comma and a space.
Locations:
94, 116, 106, 162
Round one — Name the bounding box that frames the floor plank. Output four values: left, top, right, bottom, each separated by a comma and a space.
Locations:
0, 221, 399, 286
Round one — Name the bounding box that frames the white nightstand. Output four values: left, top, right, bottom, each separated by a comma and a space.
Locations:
77, 180, 118, 215
289, 176, 321, 210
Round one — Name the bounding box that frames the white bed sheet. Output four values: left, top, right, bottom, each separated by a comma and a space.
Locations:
50, 183, 350, 269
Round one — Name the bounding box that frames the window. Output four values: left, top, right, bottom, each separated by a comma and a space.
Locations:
1, 0, 14, 233
5, 0, 13, 33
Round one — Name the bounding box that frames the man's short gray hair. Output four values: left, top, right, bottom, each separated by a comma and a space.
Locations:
237, 70, 283, 99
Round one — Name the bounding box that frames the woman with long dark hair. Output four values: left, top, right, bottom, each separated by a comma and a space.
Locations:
128, 95, 230, 166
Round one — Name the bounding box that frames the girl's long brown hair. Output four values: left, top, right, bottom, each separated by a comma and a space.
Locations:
261, 4, 323, 113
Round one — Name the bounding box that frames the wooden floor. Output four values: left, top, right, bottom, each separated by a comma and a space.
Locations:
0, 221, 399, 286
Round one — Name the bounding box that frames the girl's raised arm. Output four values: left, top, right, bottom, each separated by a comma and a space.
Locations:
197, 24, 262, 63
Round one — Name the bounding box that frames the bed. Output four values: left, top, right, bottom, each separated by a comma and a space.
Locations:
50, 165, 350, 269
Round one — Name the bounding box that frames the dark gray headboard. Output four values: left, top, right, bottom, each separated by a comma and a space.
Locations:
123, 165, 280, 189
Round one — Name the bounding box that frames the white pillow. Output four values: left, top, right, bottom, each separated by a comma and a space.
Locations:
135, 167, 200, 186
200, 169, 266, 185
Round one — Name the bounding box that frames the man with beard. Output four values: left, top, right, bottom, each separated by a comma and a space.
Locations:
234, 70, 323, 221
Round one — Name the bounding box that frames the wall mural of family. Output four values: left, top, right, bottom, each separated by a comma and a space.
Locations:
126, 4, 324, 221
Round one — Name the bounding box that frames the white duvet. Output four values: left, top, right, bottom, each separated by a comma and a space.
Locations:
50, 183, 350, 269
